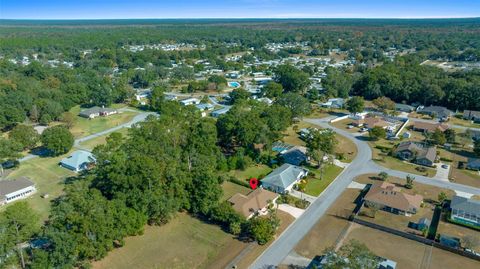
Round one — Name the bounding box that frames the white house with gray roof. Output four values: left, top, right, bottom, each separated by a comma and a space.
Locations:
450, 195, 480, 227
0, 177, 36, 205
261, 164, 308, 193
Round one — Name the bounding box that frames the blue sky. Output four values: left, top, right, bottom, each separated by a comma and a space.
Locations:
0, 0, 479, 19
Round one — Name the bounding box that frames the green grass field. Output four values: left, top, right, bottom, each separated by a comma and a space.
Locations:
92, 213, 237, 269
304, 164, 343, 196
66, 106, 138, 138
77, 128, 130, 150
221, 181, 251, 201
228, 164, 272, 182
4, 153, 75, 220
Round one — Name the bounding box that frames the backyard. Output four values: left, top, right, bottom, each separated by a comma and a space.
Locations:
4, 152, 76, 221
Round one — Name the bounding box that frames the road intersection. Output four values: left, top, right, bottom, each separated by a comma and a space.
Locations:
250, 116, 480, 269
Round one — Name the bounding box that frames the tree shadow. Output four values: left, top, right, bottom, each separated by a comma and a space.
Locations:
29, 146, 50, 158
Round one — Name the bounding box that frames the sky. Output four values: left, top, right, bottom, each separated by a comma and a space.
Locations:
0, 0, 479, 20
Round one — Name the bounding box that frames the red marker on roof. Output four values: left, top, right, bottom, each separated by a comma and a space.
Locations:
249, 178, 258, 190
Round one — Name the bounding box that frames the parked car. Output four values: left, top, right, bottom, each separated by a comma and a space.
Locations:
1, 159, 19, 170
441, 164, 449, 169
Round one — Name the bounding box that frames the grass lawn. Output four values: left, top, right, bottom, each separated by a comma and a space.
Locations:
331, 118, 359, 133
92, 213, 241, 269
4, 153, 75, 221
343, 224, 480, 269
65, 106, 138, 138
335, 134, 357, 163
295, 188, 361, 258
304, 164, 343, 196
228, 164, 272, 182
221, 181, 251, 201
368, 137, 436, 177
77, 128, 130, 150
281, 121, 317, 146
449, 115, 480, 129
438, 219, 480, 252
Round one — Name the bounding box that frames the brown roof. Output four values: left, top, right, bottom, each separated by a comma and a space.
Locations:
364, 182, 423, 213
0, 177, 35, 200
228, 188, 279, 218
412, 122, 448, 133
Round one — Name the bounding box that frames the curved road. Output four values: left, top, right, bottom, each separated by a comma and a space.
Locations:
250, 116, 480, 269
19, 110, 158, 162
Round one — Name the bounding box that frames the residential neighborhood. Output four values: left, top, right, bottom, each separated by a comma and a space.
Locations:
1, 8, 480, 269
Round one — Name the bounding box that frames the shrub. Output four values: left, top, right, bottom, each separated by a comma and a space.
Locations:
294, 199, 310, 209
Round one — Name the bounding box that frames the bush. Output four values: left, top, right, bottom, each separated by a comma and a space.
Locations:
294, 199, 310, 209
415, 166, 427, 172
439, 157, 453, 162
227, 176, 250, 188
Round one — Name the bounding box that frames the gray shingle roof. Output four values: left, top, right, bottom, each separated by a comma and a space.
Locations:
451, 195, 480, 215
261, 164, 306, 189
0, 177, 35, 200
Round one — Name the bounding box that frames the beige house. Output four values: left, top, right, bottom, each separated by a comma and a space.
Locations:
228, 188, 279, 219
364, 182, 423, 216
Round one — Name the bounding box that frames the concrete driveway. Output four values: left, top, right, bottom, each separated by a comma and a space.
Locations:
435, 162, 451, 182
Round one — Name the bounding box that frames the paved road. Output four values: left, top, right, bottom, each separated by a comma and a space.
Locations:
249, 116, 480, 269
19, 110, 158, 162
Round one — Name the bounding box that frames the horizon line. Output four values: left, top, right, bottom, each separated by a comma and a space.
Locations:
1, 16, 479, 21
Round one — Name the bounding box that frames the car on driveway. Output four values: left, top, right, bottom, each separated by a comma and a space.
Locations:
441, 164, 449, 169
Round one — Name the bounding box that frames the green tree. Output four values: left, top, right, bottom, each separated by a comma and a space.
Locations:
229, 88, 250, 104
60, 112, 75, 129
262, 81, 283, 98
475, 139, 480, 157
378, 171, 389, 181
41, 126, 74, 156
322, 240, 379, 269
438, 191, 448, 204
431, 129, 447, 145
0, 201, 40, 268
369, 126, 387, 140
9, 124, 39, 150
274, 64, 311, 94
444, 129, 456, 144
276, 92, 311, 118
248, 217, 276, 245
405, 175, 415, 189
373, 96, 395, 112
306, 129, 338, 177
346, 96, 365, 114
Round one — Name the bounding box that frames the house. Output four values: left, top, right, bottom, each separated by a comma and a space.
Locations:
463, 110, 480, 123
395, 103, 415, 113
261, 164, 308, 193
211, 106, 231, 118
280, 146, 308, 166
364, 182, 423, 216
320, 98, 345, 109
228, 188, 279, 219
394, 141, 437, 167
378, 258, 397, 269
466, 158, 480, 171
179, 97, 200, 106
450, 195, 480, 227
79, 106, 118, 119
418, 106, 453, 121
195, 103, 214, 111
353, 117, 398, 133
0, 177, 36, 205
60, 150, 96, 172
411, 121, 449, 133
134, 89, 152, 105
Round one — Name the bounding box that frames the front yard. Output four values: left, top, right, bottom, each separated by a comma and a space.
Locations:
303, 164, 344, 196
